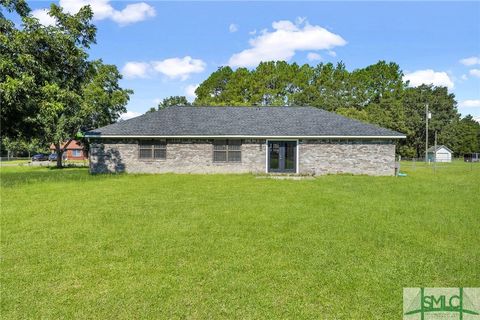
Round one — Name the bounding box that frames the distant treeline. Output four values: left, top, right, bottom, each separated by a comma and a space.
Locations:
151, 61, 479, 157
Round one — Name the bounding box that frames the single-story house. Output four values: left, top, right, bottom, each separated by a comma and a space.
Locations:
49, 140, 87, 160
427, 145, 453, 163
85, 106, 406, 176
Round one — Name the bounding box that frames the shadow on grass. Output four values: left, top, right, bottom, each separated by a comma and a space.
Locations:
0, 166, 121, 188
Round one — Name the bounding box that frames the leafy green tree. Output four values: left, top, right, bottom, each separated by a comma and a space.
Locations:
0, 136, 44, 158
0, 0, 29, 17
194, 60, 467, 158
81, 60, 132, 129
146, 96, 191, 114
402, 85, 459, 157
302, 62, 351, 111
1, 0, 39, 138
439, 115, 480, 156
0, 2, 131, 167
195, 67, 234, 106
1, 137, 23, 158
146, 107, 157, 114
158, 96, 191, 109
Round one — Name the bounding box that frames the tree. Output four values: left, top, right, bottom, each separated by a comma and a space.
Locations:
81, 60, 132, 129
0, 136, 44, 158
0, 2, 131, 167
145, 96, 191, 114
146, 107, 157, 114
439, 115, 480, 156
158, 96, 191, 109
1, 0, 38, 138
193, 60, 469, 158
1, 137, 23, 159
195, 67, 234, 106
402, 85, 459, 157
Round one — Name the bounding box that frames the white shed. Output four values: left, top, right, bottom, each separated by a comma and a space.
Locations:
427, 145, 453, 163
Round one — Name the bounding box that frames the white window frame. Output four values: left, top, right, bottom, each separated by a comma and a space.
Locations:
71, 150, 82, 157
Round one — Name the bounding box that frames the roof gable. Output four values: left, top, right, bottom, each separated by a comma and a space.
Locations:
49, 140, 84, 150
86, 106, 406, 138
427, 145, 453, 153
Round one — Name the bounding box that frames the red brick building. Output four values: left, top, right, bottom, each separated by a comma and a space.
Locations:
49, 140, 87, 160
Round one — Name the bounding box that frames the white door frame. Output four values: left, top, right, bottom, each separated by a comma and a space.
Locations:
265, 139, 299, 174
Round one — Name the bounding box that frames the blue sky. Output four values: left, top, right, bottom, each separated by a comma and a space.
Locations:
26, 1, 480, 120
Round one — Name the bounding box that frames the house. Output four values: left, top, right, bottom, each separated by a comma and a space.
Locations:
49, 140, 87, 160
427, 145, 453, 163
85, 106, 406, 176
464, 153, 480, 162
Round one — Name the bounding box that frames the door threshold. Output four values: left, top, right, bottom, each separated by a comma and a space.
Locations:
256, 174, 315, 180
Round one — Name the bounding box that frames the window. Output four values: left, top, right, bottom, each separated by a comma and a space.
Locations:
213, 140, 241, 162
72, 150, 82, 157
139, 140, 166, 160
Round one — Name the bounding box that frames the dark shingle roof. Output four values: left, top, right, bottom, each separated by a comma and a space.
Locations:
86, 106, 405, 138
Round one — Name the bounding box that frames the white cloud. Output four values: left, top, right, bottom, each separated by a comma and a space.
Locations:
32, 9, 57, 26
122, 57, 206, 80
34, 0, 155, 26
185, 84, 199, 100
295, 16, 307, 25
229, 23, 238, 33
461, 74, 468, 81
110, 2, 155, 25
459, 99, 480, 108
152, 56, 206, 80
248, 29, 257, 35
327, 50, 337, 57
460, 56, 480, 66
469, 69, 480, 78
404, 69, 454, 89
122, 62, 150, 79
307, 52, 322, 61
474, 116, 480, 123
119, 110, 141, 120
59, 0, 114, 20
228, 18, 347, 67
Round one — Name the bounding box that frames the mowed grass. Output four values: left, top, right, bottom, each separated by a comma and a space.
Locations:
1, 163, 479, 319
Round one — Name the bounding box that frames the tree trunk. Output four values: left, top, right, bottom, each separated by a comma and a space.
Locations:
55, 143, 63, 168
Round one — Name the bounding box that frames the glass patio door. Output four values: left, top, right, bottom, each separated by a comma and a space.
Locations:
268, 141, 296, 173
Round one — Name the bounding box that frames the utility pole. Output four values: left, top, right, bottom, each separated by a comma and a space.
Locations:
425, 104, 431, 163
434, 131, 437, 174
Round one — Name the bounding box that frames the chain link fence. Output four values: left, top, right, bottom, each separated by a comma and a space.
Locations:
397, 157, 479, 175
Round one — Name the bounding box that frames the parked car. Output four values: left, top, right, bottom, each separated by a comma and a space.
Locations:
48, 153, 66, 161
31, 154, 49, 161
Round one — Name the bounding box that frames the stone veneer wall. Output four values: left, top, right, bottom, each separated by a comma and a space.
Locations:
89, 139, 266, 174
298, 140, 396, 176
89, 138, 396, 176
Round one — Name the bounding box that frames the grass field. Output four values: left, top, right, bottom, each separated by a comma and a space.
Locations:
0, 159, 88, 166
1, 163, 479, 318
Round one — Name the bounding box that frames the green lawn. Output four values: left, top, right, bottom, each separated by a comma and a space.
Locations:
1, 164, 479, 319
0, 159, 31, 165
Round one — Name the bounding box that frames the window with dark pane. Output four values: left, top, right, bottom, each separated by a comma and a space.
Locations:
213, 139, 241, 162
139, 140, 166, 160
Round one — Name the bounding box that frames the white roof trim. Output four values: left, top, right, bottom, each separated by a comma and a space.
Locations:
85, 134, 406, 139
